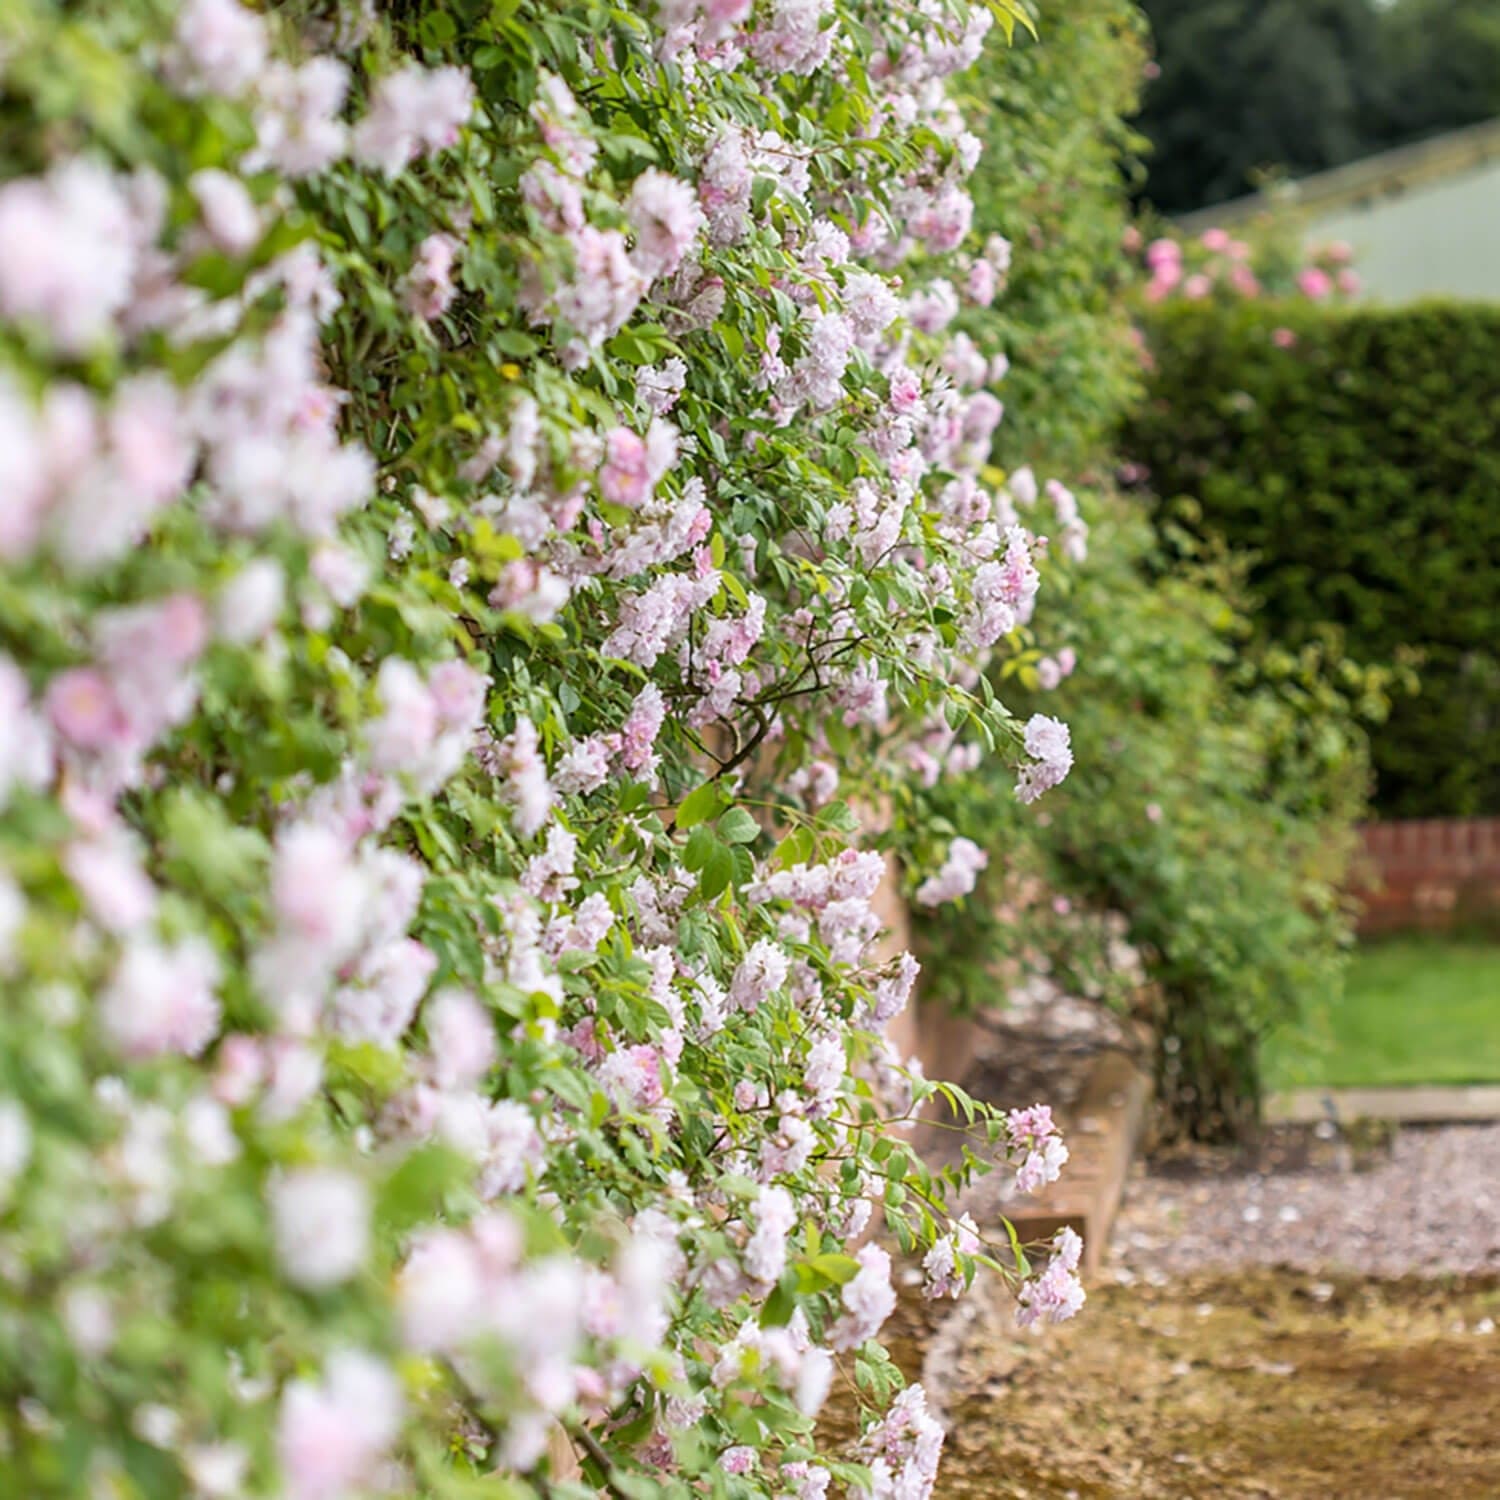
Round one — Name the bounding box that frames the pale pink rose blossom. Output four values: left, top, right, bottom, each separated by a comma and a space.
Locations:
276, 1350, 403, 1500
99, 936, 221, 1060
270, 1167, 371, 1289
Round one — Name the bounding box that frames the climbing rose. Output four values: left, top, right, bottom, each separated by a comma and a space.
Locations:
1015, 1226, 1086, 1327
270, 1168, 371, 1289
276, 1350, 403, 1500
1015, 713, 1073, 804
626, 169, 704, 280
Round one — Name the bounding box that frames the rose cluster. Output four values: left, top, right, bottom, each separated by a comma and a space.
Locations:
0, 1, 1086, 1497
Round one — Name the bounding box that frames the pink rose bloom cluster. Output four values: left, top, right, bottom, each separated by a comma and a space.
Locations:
1015, 1225, 1087, 1327
1007, 1103, 1070, 1193
352, 65, 475, 176
921, 1212, 981, 1299
47, 594, 209, 795
397, 1209, 675, 1467
404, 233, 461, 320
1036, 646, 1078, 691
967, 526, 1041, 648
748, 0, 837, 76
277, 1350, 403, 1500
599, 420, 679, 508
914, 837, 989, 908
1046, 478, 1090, 564
855, 1383, 945, 1500
829, 1243, 897, 1350
170, 0, 470, 185
0, 158, 153, 354
1015, 713, 1074, 805
518, 75, 705, 365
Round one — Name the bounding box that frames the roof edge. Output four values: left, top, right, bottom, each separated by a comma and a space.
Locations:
1175, 116, 1500, 232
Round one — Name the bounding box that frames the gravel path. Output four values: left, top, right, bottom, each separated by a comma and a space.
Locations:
1110, 1122, 1500, 1279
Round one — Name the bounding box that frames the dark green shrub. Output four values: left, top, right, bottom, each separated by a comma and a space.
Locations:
1125, 300, 1500, 817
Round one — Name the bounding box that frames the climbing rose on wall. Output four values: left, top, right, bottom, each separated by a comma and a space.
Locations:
0, 0, 1090, 1496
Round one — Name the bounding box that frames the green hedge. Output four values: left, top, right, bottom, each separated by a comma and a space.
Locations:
1124, 300, 1500, 818
958, 0, 1149, 474
914, 495, 1370, 1140
910, 6, 1373, 1141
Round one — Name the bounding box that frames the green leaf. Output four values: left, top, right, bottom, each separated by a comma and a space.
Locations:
699, 839, 735, 900
419, 10, 457, 45
774, 825, 815, 869
760, 1275, 798, 1328
717, 806, 761, 845
802, 1252, 861, 1287
159, 789, 267, 902
675, 780, 723, 830
179, 251, 245, 298
682, 824, 717, 872
715, 321, 745, 358
377, 1144, 470, 1233
817, 800, 860, 835
987, 0, 1039, 41
493, 329, 540, 357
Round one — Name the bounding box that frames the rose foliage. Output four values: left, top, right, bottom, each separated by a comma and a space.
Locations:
0, 0, 1091, 1497
899, 1, 1377, 1140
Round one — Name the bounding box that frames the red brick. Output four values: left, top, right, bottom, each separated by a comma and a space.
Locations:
1356, 818, 1500, 935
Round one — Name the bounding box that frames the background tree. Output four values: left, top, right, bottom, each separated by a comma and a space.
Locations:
1132, 0, 1500, 214
1135, 0, 1382, 214
1367, 0, 1500, 150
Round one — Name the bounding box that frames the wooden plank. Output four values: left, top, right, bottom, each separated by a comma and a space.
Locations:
1267, 1084, 1500, 1125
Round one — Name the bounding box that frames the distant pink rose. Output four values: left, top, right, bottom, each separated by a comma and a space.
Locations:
1145, 261, 1181, 303
1182, 273, 1212, 301
1145, 237, 1181, 270
1272, 327, 1298, 349
1200, 227, 1230, 253
1229, 266, 1260, 298
1298, 267, 1332, 300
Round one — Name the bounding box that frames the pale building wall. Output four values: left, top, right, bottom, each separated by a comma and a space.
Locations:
1305, 155, 1500, 305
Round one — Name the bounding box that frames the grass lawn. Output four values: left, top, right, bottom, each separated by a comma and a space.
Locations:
1266, 937, 1500, 1090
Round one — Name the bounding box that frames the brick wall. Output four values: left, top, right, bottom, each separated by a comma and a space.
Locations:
1356, 818, 1500, 934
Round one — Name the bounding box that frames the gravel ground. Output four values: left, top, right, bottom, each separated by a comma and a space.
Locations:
1110, 1122, 1500, 1279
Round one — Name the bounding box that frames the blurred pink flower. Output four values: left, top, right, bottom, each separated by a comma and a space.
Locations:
1298, 267, 1332, 300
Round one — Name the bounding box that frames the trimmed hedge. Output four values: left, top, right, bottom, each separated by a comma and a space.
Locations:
1124, 300, 1500, 818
